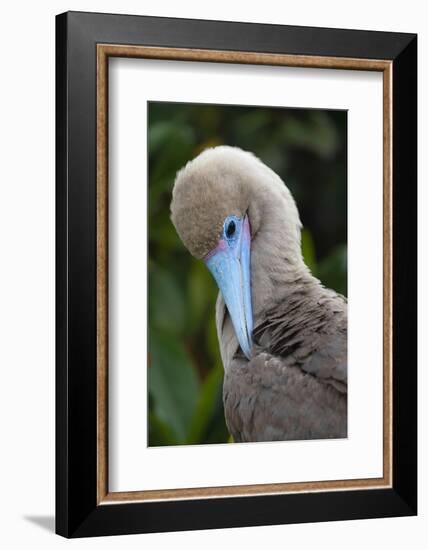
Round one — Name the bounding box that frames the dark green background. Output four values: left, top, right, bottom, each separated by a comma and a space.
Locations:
148, 102, 347, 446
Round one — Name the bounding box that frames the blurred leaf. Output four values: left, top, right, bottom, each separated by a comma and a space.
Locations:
194, 138, 223, 156
149, 264, 187, 334
148, 176, 174, 216
149, 330, 200, 442
149, 213, 183, 252
282, 111, 339, 158
186, 364, 224, 444
234, 110, 269, 145
190, 105, 222, 134
148, 411, 179, 446
301, 228, 317, 273
317, 245, 347, 296
202, 408, 230, 444
149, 121, 195, 183
149, 121, 193, 156
186, 258, 216, 333
206, 311, 222, 365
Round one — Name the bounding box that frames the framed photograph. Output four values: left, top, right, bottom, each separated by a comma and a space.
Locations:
56, 11, 417, 537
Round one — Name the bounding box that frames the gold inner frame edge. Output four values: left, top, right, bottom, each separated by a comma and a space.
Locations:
96, 44, 393, 505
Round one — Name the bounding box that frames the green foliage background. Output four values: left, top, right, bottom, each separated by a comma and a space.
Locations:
148, 102, 347, 446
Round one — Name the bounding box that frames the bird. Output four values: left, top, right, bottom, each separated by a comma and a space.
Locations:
170, 146, 347, 442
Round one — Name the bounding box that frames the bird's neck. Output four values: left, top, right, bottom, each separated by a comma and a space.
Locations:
245, 174, 321, 324
250, 222, 318, 326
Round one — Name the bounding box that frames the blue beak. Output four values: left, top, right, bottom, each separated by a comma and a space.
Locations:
204, 215, 253, 359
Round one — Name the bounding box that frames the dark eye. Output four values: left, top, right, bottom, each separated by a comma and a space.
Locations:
226, 220, 236, 238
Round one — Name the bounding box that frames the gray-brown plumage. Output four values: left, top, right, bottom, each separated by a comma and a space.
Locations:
171, 146, 347, 442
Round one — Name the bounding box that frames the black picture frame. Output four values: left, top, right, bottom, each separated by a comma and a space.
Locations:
56, 10, 417, 538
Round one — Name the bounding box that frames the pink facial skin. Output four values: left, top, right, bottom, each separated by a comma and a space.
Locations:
204, 238, 228, 262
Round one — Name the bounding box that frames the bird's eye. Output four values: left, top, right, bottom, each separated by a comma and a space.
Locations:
226, 220, 236, 238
